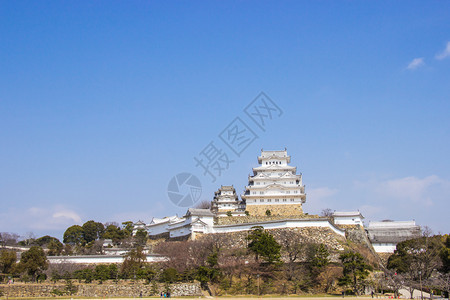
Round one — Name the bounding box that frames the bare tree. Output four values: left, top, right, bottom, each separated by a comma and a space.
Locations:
317, 265, 343, 293
276, 230, 306, 280
154, 241, 194, 272
194, 200, 211, 209
428, 272, 450, 299
45, 263, 85, 281
321, 208, 334, 217
0, 232, 20, 246
383, 270, 406, 298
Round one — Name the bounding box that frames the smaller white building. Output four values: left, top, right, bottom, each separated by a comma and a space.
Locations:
332, 211, 364, 226
146, 216, 181, 236
367, 220, 421, 253
168, 208, 215, 238
211, 185, 246, 217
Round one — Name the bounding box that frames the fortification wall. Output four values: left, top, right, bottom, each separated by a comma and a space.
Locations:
0, 282, 202, 298
245, 203, 303, 216
216, 214, 319, 225
197, 226, 346, 262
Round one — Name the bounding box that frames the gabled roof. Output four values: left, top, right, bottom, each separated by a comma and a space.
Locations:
332, 211, 364, 219
219, 185, 235, 190
368, 220, 418, 229
261, 183, 300, 190
150, 216, 179, 225
190, 218, 208, 226
258, 149, 290, 163
253, 165, 296, 171
185, 208, 215, 217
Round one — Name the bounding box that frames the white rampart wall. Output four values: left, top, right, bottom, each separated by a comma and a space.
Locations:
147, 222, 171, 235
372, 243, 397, 253
212, 219, 345, 236
334, 216, 363, 225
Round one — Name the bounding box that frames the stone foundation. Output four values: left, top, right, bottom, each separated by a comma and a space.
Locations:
196, 226, 346, 262
0, 282, 202, 298
216, 214, 319, 225
245, 203, 303, 216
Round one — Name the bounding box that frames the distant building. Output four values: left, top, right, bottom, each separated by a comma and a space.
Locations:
146, 216, 182, 237
168, 208, 215, 239
241, 149, 306, 216
131, 148, 420, 256
367, 220, 421, 253
210, 185, 245, 217
332, 211, 364, 226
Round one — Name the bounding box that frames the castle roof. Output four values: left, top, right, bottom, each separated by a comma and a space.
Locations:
258, 149, 291, 163
185, 208, 215, 217
332, 211, 364, 218
367, 220, 418, 229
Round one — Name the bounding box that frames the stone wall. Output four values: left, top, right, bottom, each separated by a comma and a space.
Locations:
0, 282, 202, 298
345, 226, 383, 267
197, 226, 346, 262
245, 203, 303, 216
216, 214, 319, 225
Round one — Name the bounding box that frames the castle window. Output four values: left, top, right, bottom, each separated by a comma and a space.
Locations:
291, 199, 294, 202
286, 191, 290, 194
275, 199, 279, 202
260, 191, 264, 195
283, 199, 287, 202
260, 199, 264, 202
268, 199, 271, 202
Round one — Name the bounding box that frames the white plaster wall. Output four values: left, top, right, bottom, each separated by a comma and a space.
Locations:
372, 243, 397, 253
199, 216, 214, 228
147, 222, 170, 235
212, 219, 345, 236
334, 216, 363, 225
169, 226, 191, 238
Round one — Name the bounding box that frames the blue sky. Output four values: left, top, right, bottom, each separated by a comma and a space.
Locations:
1, 1, 449, 239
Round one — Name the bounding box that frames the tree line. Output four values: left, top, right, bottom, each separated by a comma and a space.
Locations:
1, 225, 449, 297
1, 220, 149, 256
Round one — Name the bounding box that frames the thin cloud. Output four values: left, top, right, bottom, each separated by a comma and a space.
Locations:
305, 187, 339, 213
352, 175, 450, 232
436, 41, 450, 60
407, 57, 425, 70
0, 205, 83, 232
379, 175, 442, 203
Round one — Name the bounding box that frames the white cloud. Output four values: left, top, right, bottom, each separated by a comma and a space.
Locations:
53, 209, 82, 224
352, 175, 450, 231
377, 175, 442, 203
0, 205, 82, 234
407, 57, 425, 70
436, 41, 450, 60
26, 206, 82, 230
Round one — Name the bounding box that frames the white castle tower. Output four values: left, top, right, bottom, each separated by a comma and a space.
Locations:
211, 185, 246, 217
241, 149, 306, 216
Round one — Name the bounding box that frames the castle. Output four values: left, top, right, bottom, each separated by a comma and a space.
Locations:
134, 149, 420, 253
